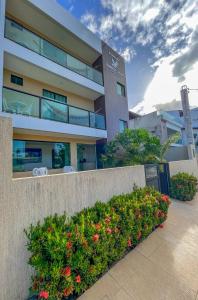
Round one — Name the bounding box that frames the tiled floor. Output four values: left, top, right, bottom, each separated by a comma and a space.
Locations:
79, 195, 198, 300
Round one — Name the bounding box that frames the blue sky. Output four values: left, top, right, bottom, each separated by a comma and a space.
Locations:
58, 0, 198, 114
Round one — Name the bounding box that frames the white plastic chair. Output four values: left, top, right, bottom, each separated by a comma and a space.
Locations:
63, 166, 76, 173
32, 167, 48, 176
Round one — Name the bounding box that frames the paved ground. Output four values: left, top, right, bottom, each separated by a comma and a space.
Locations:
79, 195, 198, 300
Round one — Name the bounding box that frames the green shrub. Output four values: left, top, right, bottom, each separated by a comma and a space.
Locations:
170, 172, 197, 201
25, 187, 171, 300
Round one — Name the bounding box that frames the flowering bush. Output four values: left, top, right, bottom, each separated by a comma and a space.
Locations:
25, 187, 170, 300
170, 172, 197, 201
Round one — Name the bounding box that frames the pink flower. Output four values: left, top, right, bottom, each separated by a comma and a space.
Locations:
39, 291, 49, 299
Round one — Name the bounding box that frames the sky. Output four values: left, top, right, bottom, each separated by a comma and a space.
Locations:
57, 0, 198, 114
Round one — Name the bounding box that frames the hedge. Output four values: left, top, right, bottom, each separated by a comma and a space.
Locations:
25, 187, 171, 300
170, 172, 197, 201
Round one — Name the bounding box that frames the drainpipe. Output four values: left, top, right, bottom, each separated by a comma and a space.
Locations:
180, 85, 195, 159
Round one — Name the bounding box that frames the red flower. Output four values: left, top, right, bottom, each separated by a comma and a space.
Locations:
105, 216, 111, 224
127, 239, 132, 247
39, 291, 49, 299
159, 224, 164, 228
137, 231, 142, 240
95, 223, 101, 231
67, 232, 72, 238
66, 241, 72, 250
161, 195, 169, 202
106, 227, 112, 234
63, 266, 71, 277
92, 234, 99, 242
76, 275, 81, 283
63, 286, 73, 297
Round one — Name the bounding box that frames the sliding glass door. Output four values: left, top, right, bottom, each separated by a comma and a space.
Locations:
13, 140, 70, 172
77, 144, 96, 171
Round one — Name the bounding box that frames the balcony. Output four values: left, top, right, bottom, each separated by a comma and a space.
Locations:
2, 87, 106, 130
5, 18, 103, 86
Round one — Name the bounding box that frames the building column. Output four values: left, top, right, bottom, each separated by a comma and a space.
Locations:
180, 85, 195, 159
70, 142, 78, 170
0, 0, 6, 112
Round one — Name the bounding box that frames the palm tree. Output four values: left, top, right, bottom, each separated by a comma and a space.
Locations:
156, 132, 180, 163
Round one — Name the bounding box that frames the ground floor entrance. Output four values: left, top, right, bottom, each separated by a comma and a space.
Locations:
77, 144, 96, 171
13, 137, 98, 177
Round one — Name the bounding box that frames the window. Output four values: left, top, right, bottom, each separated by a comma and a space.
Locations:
116, 82, 125, 97
43, 89, 67, 104
119, 120, 127, 133
11, 74, 23, 86
13, 140, 70, 172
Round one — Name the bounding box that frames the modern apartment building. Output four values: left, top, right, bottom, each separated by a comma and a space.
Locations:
0, 0, 129, 177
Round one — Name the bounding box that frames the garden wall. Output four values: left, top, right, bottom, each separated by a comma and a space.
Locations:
0, 117, 146, 300
169, 159, 198, 178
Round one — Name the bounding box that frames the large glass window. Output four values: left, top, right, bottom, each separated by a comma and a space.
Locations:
116, 82, 126, 97
43, 89, 67, 104
13, 140, 70, 172
119, 120, 127, 133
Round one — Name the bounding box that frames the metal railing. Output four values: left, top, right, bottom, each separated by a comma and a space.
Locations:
5, 18, 103, 86
2, 87, 106, 130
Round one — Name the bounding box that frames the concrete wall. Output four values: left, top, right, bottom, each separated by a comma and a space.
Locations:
165, 145, 189, 162
169, 159, 198, 177
0, 116, 146, 300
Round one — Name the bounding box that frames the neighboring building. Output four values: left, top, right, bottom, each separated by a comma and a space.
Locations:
129, 110, 183, 144
129, 110, 188, 161
0, 0, 129, 176
168, 108, 198, 151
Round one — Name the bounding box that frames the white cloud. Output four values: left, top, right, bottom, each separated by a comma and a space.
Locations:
119, 47, 136, 62
80, 13, 98, 34
79, 0, 198, 113
132, 54, 198, 114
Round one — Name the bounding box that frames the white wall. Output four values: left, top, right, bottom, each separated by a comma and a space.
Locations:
169, 159, 198, 177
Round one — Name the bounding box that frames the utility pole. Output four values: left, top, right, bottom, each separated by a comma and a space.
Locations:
180, 85, 195, 159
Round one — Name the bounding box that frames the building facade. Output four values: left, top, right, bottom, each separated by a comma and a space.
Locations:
0, 0, 129, 177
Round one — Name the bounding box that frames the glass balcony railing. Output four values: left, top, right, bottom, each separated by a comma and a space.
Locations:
2, 87, 106, 130
5, 18, 104, 86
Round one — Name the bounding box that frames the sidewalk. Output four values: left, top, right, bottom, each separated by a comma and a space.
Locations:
79, 195, 198, 300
